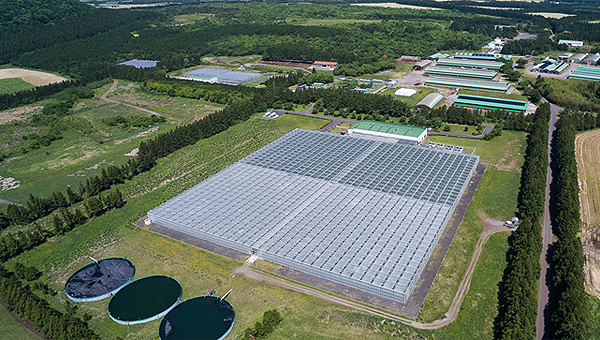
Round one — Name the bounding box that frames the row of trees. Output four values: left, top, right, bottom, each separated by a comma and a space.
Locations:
549, 112, 589, 339
0, 188, 123, 262
495, 104, 550, 339
0, 263, 98, 339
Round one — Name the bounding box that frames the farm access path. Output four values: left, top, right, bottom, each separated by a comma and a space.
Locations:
101, 80, 161, 116
233, 219, 509, 330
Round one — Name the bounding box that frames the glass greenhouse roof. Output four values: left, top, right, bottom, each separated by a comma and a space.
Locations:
148, 129, 479, 303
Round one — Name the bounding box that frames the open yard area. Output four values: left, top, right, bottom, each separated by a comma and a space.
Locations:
575, 128, 600, 299
0, 68, 67, 86
381, 86, 437, 107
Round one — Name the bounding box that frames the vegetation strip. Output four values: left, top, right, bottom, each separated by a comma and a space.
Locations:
494, 104, 549, 339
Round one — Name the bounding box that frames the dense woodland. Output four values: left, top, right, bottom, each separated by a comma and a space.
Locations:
550, 112, 589, 339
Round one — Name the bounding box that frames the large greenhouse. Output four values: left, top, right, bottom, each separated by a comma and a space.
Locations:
148, 129, 479, 303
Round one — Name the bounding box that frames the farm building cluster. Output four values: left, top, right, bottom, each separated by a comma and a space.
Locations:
148, 128, 479, 303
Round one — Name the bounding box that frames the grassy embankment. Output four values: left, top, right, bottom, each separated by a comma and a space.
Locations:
0, 78, 34, 95
0, 304, 40, 340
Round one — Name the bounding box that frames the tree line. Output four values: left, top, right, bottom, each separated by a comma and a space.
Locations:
0, 263, 98, 340
549, 112, 589, 339
494, 104, 550, 339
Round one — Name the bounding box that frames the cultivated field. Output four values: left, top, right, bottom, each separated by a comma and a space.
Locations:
0, 78, 34, 95
0, 68, 67, 86
575, 129, 600, 299
527, 12, 575, 19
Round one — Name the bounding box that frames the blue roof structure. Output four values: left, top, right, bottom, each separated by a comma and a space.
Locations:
117, 60, 158, 68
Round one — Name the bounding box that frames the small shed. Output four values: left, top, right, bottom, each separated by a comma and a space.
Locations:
413, 60, 432, 71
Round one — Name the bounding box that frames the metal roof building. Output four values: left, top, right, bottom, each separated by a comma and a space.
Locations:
454, 52, 512, 61
348, 121, 428, 144
454, 94, 530, 113
147, 129, 479, 304
585, 54, 600, 65
427, 53, 450, 60
436, 58, 503, 70
424, 66, 497, 79
559, 40, 583, 47
413, 60, 433, 71
568, 65, 600, 81
415, 93, 444, 109
425, 77, 510, 93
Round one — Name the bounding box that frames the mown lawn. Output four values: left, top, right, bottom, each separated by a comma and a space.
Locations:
0, 304, 40, 340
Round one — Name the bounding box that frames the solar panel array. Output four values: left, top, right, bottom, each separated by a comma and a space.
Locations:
148, 129, 479, 303
182, 67, 262, 84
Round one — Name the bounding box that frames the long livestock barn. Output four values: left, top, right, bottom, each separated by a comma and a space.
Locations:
454, 52, 512, 61
424, 66, 497, 80
425, 77, 510, 92
436, 58, 504, 70
453, 94, 530, 113
182, 68, 262, 85
147, 129, 479, 303
569, 66, 600, 81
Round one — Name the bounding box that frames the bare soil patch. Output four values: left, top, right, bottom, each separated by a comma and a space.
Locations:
0, 106, 43, 125
575, 129, 600, 298
0, 68, 67, 86
494, 139, 522, 172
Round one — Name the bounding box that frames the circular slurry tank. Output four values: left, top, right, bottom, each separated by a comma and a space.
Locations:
65, 257, 135, 302
109, 275, 182, 325
158, 296, 235, 340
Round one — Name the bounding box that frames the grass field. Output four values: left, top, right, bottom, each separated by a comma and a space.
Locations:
418, 130, 526, 323
294, 18, 382, 26
0, 78, 34, 95
351, 2, 440, 10
0, 305, 40, 340
588, 293, 600, 339
436, 124, 475, 135
0, 80, 224, 204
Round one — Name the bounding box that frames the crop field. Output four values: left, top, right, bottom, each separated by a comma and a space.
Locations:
6, 111, 519, 339
527, 12, 575, 19
575, 129, 600, 299
0, 68, 67, 86
0, 78, 34, 95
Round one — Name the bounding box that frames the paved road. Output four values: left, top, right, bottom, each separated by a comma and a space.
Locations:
429, 124, 495, 139
536, 99, 562, 340
102, 80, 162, 116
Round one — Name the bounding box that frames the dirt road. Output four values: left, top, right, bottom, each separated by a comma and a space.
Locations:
233, 221, 509, 330
101, 80, 161, 116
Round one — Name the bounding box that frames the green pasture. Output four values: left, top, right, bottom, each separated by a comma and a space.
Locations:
419, 131, 526, 323
435, 124, 476, 135
0, 305, 40, 340
0, 78, 34, 95
427, 130, 527, 165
